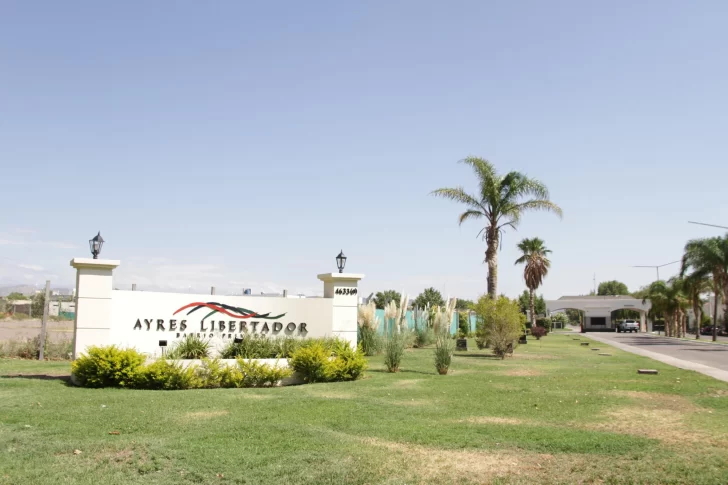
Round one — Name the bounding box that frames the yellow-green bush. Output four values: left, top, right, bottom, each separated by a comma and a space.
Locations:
133, 359, 201, 390
237, 359, 292, 387
71, 346, 146, 388
289, 341, 367, 383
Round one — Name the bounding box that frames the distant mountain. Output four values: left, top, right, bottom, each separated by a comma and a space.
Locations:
0, 285, 74, 297
0, 285, 38, 297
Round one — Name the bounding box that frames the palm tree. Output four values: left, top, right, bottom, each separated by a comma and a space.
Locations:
432, 157, 562, 298
681, 235, 728, 342
681, 273, 709, 339
514, 238, 551, 327
642, 279, 687, 338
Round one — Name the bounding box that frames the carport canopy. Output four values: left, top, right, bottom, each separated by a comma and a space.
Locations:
545, 296, 652, 332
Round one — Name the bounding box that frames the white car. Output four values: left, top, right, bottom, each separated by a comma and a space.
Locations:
617, 319, 639, 333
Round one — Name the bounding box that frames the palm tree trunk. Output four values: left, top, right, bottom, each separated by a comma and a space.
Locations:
529, 288, 536, 327
485, 227, 499, 299
694, 305, 701, 340
713, 288, 719, 342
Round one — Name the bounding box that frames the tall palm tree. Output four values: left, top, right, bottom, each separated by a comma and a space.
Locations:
681, 235, 728, 342
681, 272, 709, 339
514, 238, 551, 327
432, 157, 562, 298
642, 279, 687, 338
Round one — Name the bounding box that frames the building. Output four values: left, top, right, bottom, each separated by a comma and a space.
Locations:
545, 295, 652, 332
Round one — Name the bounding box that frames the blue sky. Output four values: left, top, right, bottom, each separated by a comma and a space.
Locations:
1, 1, 726, 300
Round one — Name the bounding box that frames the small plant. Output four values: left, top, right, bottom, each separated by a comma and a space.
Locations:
237, 359, 292, 387
357, 301, 382, 356
434, 330, 455, 375
133, 359, 201, 390
71, 346, 146, 388
531, 326, 547, 340
413, 326, 434, 348
383, 332, 405, 372
167, 334, 211, 359
289, 341, 367, 383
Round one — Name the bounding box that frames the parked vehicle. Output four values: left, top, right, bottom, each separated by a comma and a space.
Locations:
701, 325, 727, 336
617, 319, 639, 333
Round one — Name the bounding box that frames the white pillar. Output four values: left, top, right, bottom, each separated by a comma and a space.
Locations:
70, 258, 120, 359
317, 272, 365, 347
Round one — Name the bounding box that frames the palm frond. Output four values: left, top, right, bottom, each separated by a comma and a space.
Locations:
458, 209, 485, 225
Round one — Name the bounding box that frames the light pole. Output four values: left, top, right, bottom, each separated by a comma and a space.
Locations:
688, 221, 728, 230
632, 260, 680, 281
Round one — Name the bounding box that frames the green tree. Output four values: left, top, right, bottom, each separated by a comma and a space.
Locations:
474, 295, 525, 358
6, 292, 25, 302
455, 299, 474, 311
565, 309, 582, 324
414, 288, 445, 309
642, 278, 687, 338
597, 280, 629, 296
681, 235, 728, 341
517, 290, 546, 318
514, 237, 552, 327
551, 312, 569, 328
372, 290, 401, 310
31, 292, 46, 319
431, 157, 562, 299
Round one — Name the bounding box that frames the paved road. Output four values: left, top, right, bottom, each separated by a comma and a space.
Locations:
586, 332, 728, 382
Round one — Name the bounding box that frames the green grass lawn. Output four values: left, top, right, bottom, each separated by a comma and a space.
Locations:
2, 335, 728, 484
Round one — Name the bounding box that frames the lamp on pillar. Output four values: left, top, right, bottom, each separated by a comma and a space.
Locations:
89, 232, 105, 259
336, 250, 347, 273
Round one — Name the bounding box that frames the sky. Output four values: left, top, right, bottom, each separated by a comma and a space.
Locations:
1, 1, 727, 300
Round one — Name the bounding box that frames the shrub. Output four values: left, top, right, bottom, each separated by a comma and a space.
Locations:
328, 340, 368, 381
384, 332, 405, 372
219, 336, 340, 359
434, 330, 455, 375
414, 326, 434, 348
530, 326, 547, 340
289, 341, 367, 383
288, 342, 331, 383
196, 358, 226, 388
536, 317, 553, 333
458, 312, 470, 336
474, 296, 525, 359
237, 359, 292, 387
167, 334, 210, 359
71, 346, 146, 388
358, 325, 382, 356
133, 359, 201, 390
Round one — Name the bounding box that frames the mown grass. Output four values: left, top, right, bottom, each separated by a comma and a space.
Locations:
1, 334, 728, 484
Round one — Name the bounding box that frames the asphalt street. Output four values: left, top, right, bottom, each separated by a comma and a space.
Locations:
585, 332, 728, 382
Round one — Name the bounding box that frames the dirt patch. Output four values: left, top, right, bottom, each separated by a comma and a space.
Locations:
358, 436, 619, 484
511, 353, 558, 360
362, 436, 531, 480
302, 388, 356, 400
611, 390, 699, 412
390, 379, 422, 388
503, 368, 543, 377
464, 416, 525, 425
184, 410, 229, 419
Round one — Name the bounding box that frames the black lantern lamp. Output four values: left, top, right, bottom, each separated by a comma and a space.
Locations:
89, 231, 104, 259
159, 340, 168, 356
335, 250, 347, 273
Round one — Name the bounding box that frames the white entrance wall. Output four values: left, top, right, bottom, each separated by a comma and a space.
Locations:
70, 258, 364, 358
545, 296, 652, 332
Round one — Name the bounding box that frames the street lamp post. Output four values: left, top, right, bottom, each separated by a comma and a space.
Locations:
89, 232, 105, 259
632, 260, 680, 281
336, 250, 347, 273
